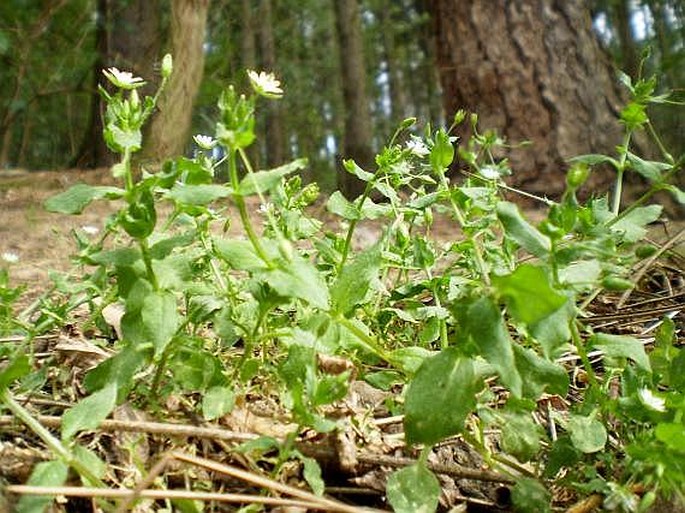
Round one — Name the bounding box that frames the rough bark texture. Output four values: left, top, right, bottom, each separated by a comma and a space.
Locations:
430, 0, 625, 196
333, 0, 375, 198
144, 0, 209, 162
259, 0, 286, 167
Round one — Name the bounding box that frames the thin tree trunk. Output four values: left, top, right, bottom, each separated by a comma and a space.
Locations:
379, 0, 408, 123
333, 0, 375, 198
144, 0, 210, 162
240, 0, 261, 170
429, 0, 625, 196
259, 0, 286, 167
613, 0, 639, 80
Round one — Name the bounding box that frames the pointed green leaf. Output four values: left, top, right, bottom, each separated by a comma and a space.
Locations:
492, 264, 567, 326
202, 386, 235, 420
497, 201, 551, 258
387, 464, 440, 513
513, 345, 569, 398
589, 333, 651, 372
237, 158, 307, 195
666, 185, 685, 205
530, 301, 573, 359
511, 478, 552, 513
331, 243, 381, 315
626, 152, 671, 182
165, 183, 232, 205
405, 349, 480, 445
462, 298, 522, 396
141, 291, 179, 355
213, 238, 271, 271
611, 205, 662, 243
343, 159, 374, 182
327, 191, 361, 220
16, 460, 69, 513
44, 184, 124, 214
568, 414, 607, 453
62, 382, 117, 441
259, 256, 329, 309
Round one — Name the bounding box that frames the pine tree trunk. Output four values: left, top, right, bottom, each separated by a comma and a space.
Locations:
144, 0, 209, 162
333, 0, 375, 198
259, 0, 286, 167
429, 0, 625, 196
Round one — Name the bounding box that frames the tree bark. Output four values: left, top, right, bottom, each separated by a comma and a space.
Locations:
429, 0, 625, 196
333, 0, 375, 198
258, 0, 286, 168
144, 0, 209, 162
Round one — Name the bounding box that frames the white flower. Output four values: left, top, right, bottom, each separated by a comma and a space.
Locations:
638, 388, 666, 412
479, 165, 502, 180
102, 67, 146, 90
193, 134, 216, 150
81, 225, 99, 235
1, 251, 19, 264
258, 202, 273, 214
406, 137, 429, 157
247, 70, 283, 99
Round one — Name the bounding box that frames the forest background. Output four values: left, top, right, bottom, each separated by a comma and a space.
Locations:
0, 0, 683, 197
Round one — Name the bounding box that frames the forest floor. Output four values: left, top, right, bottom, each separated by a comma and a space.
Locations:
1, 168, 684, 513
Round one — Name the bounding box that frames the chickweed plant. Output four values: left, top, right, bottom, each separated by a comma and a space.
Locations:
0, 54, 683, 512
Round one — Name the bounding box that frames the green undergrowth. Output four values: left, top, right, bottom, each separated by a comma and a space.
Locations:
1, 55, 684, 513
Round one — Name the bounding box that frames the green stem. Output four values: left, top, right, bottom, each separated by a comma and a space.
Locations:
334, 315, 393, 364
612, 132, 633, 216
1, 390, 107, 489
228, 150, 271, 265
570, 320, 599, 389
138, 238, 159, 291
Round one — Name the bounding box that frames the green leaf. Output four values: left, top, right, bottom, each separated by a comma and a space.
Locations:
511, 478, 552, 513
460, 298, 522, 396
16, 460, 69, 513
44, 184, 124, 214
62, 382, 117, 441
568, 414, 607, 453
492, 264, 567, 326
386, 464, 440, 513
590, 333, 651, 372
611, 205, 662, 243
237, 158, 307, 195
569, 154, 619, 168
666, 185, 685, 205
513, 345, 569, 398
331, 243, 381, 315
343, 159, 374, 182
327, 191, 360, 220
500, 412, 544, 461
626, 152, 671, 182
0, 353, 30, 390
166, 183, 232, 205
213, 238, 271, 271
655, 423, 685, 453
404, 349, 480, 446
530, 301, 573, 359
497, 201, 551, 258
202, 385, 235, 420
259, 256, 329, 309
300, 455, 325, 496
141, 291, 179, 355
429, 128, 455, 172
73, 445, 107, 483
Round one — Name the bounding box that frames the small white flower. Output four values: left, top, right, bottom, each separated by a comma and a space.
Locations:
81, 225, 99, 236
258, 202, 273, 214
1, 251, 19, 264
406, 137, 429, 157
247, 70, 283, 99
479, 165, 501, 180
193, 134, 216, 150
638, 388, 666, 412
102, 67, 146, 90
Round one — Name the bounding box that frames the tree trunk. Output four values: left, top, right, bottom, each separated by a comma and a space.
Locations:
74, 0, 161, 168
429, 0, 625, 196
333, 0, 375, 198
258, 0, 286, 168
144, 0, 209, 162
378, 0, 408, 124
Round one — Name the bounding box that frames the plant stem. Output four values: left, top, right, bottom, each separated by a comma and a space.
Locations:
570, 319, 599, 389
138, 238, 158, 291
1, 390, 107, 489
228, 150, 271, 265
612, 132, 633, 216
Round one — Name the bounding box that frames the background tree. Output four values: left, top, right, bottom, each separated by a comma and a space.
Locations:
428, 0, 627, 196
333, 0, 375, 198
144, 0, 210, 162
